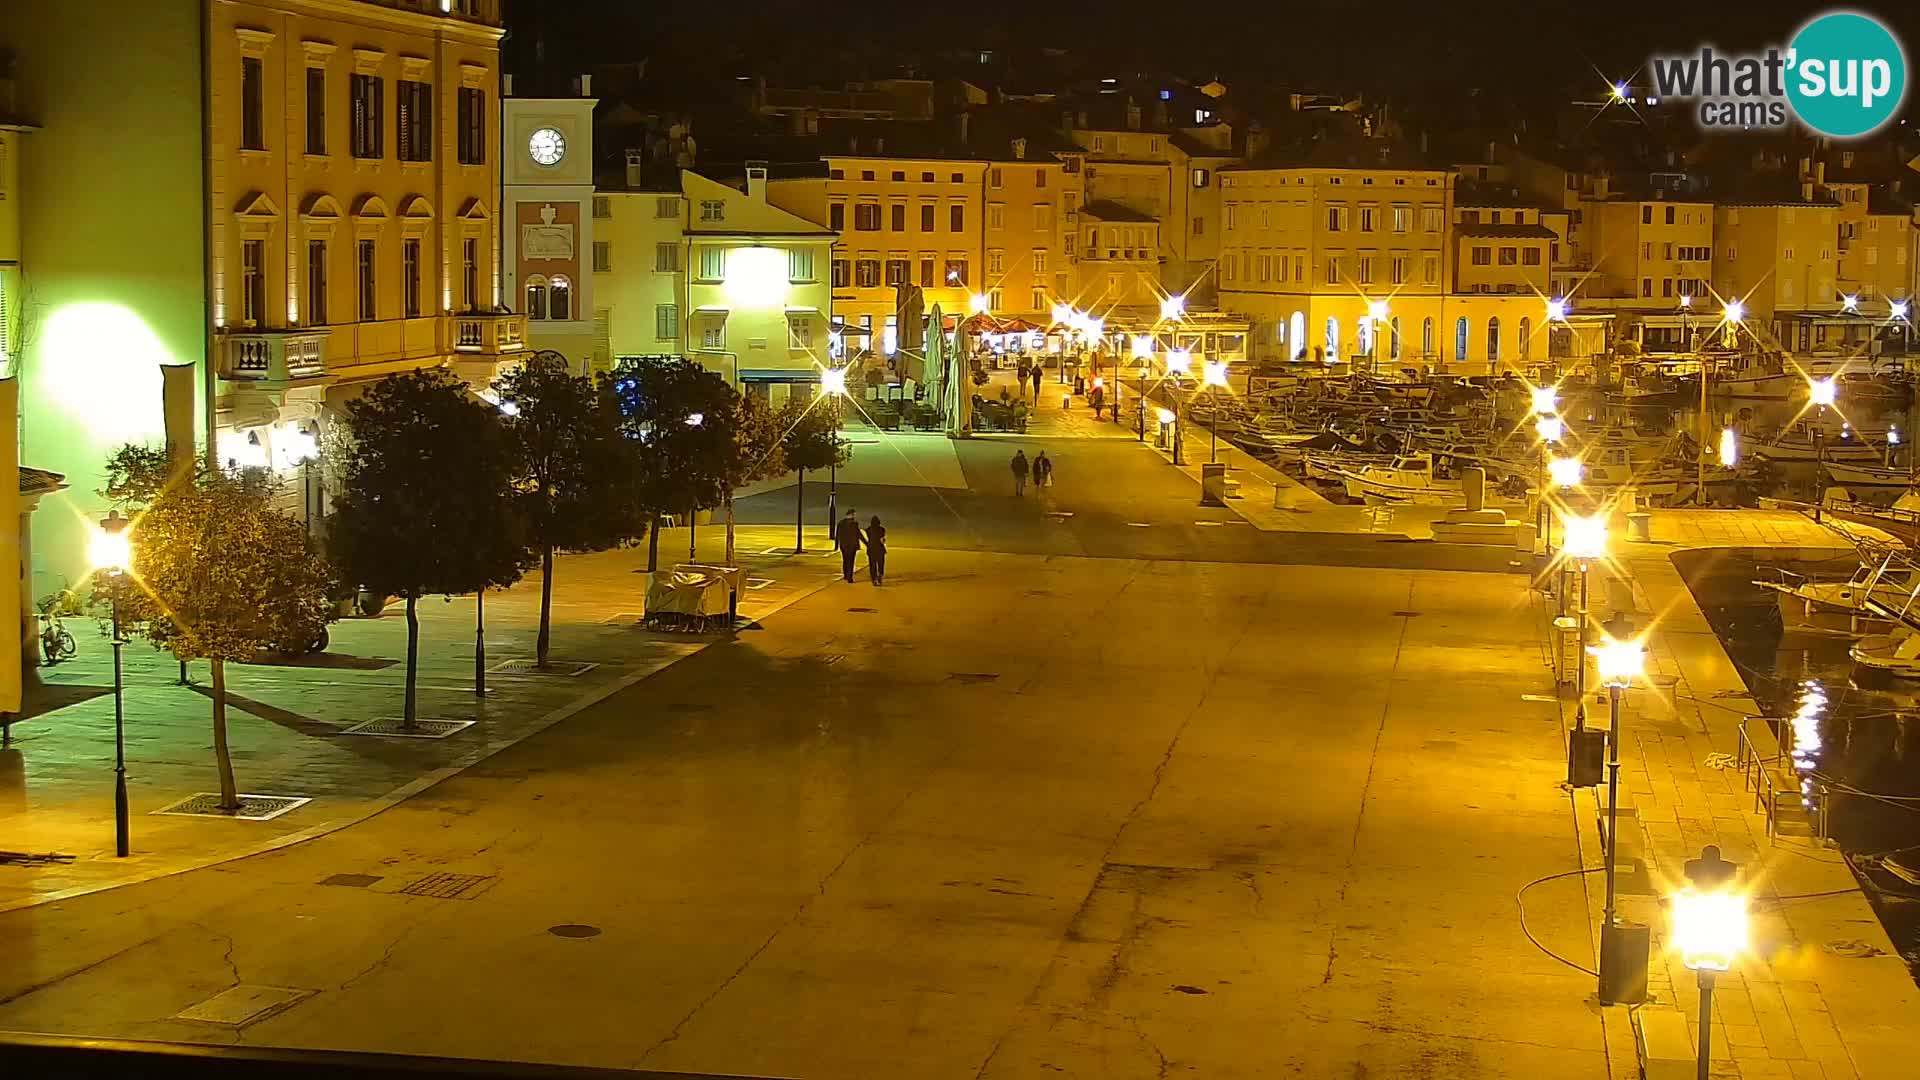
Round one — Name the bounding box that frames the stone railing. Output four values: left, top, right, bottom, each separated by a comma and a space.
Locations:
218, 329, 330, 384
453, 312, 528, 355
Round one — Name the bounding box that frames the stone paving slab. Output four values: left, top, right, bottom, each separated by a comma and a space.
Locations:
0, 525, 848, 911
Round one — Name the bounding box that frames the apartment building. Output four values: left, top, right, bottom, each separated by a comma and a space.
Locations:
773, 155, 989, 355
598, 167, 833, 397
6, 0, 515, 594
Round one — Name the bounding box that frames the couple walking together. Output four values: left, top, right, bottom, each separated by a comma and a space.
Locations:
835, 511, 887, 585
1010, 450, 1053, 496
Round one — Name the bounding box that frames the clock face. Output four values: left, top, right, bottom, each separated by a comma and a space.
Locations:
528, 127, 566, 166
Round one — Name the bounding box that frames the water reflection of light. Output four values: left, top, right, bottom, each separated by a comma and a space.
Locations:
1790, 681, 1825, 809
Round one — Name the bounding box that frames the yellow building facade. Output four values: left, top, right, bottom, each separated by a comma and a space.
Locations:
207, 0, 518, 492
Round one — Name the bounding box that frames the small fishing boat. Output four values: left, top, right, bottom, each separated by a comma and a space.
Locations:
1756, 557, 1917, 638
1850, 626, 1920, 683
1753, 422, 1887, 463
1337, 453, 1471, 506
1824, 460, 1913, 487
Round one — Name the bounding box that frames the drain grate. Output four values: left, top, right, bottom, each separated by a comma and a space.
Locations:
320, 873, 383, 888
1391, 611, 1422, 618
398, 872, 494, 899
948, 672, 1000, 684
154, 793, 311, 821
489, 659, 597, 677
176, 985, 314, 1027
340, 718, 475, 739
847, 606, 877, 613
548, 924, 602, 939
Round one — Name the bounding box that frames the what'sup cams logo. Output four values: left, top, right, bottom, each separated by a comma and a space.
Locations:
1648, 10, 1907, 138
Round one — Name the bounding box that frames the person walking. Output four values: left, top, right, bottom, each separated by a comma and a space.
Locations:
834, 509, 863, 583
865, 515, 888, 585
1016, 359, 1032, 399
1088, 382, 1105, 418
1011, 449, 1030, 496
1034, 450, 1053, 490
1030, 363, 1043, 401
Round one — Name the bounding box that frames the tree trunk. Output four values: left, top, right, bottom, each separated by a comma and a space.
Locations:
724, 488, 736, 566
794, 468, 805, 553
211, 658, 239, 810
647, 514, 661, 572
403, 594, 419, 729
536, 543, 555, 668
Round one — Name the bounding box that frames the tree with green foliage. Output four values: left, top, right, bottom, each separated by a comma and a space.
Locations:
608, 356, 740, 570
330, 369, 525, 727
777, 393, 850, 553
720, 390, 787, 565
494, 351, 644, 667
99, 445, 335, 810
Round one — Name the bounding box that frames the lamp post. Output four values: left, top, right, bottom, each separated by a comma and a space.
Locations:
1562, 514, 1608, 731
1591, 636, 1644, 1001
686, 412, 705, 560
1167, 350, 1192, 466
1203, 360, 1229, 463
820, 367, 848, 537
1367, 299, 1389, 377
92, 510, 133, 858
1673, 846, 1745, 1080
1532, 385, 1562, 560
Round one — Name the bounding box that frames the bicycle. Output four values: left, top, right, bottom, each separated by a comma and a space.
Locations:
37, 606, 76, 664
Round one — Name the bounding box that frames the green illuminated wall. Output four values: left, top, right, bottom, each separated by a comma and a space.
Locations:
2, 1, 208, 601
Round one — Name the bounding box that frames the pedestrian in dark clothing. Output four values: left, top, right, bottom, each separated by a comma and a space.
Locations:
1030, 365, 1043, 400
1011, 450, 1030, 496
1088, 383, 1105, 417
1034, 451, 1053, 489
834, 509, 863, 582
999, 384, 1012, 406
1016, 360, 1031, 398
865, 516, 888, 584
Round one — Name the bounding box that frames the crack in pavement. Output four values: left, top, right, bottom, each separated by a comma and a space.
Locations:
1321, 577, 1415, 987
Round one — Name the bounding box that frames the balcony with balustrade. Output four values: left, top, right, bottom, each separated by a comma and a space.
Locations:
453, 312, 528, 356
217, 329, 330, 386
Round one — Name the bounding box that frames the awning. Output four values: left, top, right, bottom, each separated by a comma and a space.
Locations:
738, 368, 825, 383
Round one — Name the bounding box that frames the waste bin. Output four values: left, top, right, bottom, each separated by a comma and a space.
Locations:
1628, 512, 1652, 542
1552, 615, 1580, 687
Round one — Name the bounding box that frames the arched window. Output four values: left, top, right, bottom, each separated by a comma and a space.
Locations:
1454, 317, 1469, 362
1357, 316, 1372, 355
524, 275, 549, 320
1274, 319, 1287, 347
1421, 317, 1435, 358
1290, 311, 1306, 360
1486, 316, 1501, 364
1519, 316, 1532, 361
1325, 316, 1340, 358
1390, 317, 1402, 361
549, 275, 573, 321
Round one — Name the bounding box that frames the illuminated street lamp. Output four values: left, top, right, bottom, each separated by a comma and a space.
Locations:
1050, 302, 1074, 326
1160, 294, 1186, 321
93, 510, 134, 858
969, 293, 992, 315
1166, 348, 1192, 377
1807, 377, 1837, 408
1203, 360, 1229, 462
1547, 297, 1569, 322
1843, 293, 1860, 312
1590, 635, 1644, 1003
1562, 513, 1607, 729
818, 367, 849, 549
1530, 385, 1559, 416
1548, 456, 1583, 489
1673, 846, 1746, 1079
1535, 415, 1565, 444
1720, 427, 1739, 468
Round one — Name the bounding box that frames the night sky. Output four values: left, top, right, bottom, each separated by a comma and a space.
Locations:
513, 0, 1920, 111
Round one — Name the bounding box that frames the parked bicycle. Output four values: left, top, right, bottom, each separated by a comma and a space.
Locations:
36, 590, 79, 664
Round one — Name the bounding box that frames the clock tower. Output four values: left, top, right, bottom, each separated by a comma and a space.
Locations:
501, 76, 598, 370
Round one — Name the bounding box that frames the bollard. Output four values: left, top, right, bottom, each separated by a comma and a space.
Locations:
1462, 467, 1486, 512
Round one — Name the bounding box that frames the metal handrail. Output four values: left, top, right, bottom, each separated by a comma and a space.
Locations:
1736, 718, 1829, 844
0, 1032, 792, 1080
